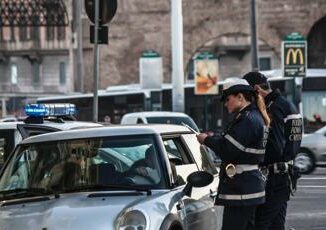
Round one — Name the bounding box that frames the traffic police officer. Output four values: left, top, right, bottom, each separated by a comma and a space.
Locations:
197, 78, 270, 230
243, 72, 303, 230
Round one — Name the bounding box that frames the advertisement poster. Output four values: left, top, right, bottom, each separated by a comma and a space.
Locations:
139, 50, 163, 89
194, 58, 219, 95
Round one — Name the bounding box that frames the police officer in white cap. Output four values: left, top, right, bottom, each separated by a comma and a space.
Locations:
197, 78, 270, 230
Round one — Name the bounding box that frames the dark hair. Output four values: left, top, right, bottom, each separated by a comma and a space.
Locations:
233, 91, 270, 127
241, 91, 255, 102
243, 71, 271, 90
258, 82, 271, 90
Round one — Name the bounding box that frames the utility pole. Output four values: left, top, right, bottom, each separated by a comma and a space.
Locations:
75, 0, 84, 93
92, 0, 100, 122
250, 0, 259, 71
171, 0, 184, 112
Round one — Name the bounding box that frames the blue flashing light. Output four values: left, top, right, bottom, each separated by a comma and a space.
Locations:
24, 104, 76, 117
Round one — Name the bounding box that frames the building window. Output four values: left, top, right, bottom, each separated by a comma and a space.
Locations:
10, 27, 15, 41
46, 27, 55, 41
259, 57, 271, 71
19, 27, 28, 41
57, 27, 66, 41
0, 27, 3, 41
187, 59, 195, 80
31, 27, 40, 41
59, 62, 66, 85
32, 62, 40, 85
10, 64, 18, 84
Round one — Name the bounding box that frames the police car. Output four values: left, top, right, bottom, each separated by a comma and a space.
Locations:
0, 124, 221, 230
0, 104, 102, 168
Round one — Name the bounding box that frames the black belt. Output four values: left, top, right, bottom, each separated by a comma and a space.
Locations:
262, 160, 293, 174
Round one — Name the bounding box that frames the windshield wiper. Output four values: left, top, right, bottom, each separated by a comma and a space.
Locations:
0, 187, 58, 200
62, 184, 152, 195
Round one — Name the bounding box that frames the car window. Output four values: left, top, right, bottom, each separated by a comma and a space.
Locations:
163, 138, 193, 165
0, 135, 166, 197
163, 137, 198, 186
0, 130, 16, 166
147, 116, 199, 132
0, 146, 38, 190
0, 138, 5, 167
136, 118, 144, 124
181, 134, 218, 175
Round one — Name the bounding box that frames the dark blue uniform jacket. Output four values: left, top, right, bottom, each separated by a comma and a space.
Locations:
264, 89, 303, 202
204, 104, 268, 206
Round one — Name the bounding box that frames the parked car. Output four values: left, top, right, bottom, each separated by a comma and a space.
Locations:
120, 111, 200, 132
0, 116, 19, 122
0, 104, 102, 168
0, 124, 220, 230
294, 125, 326, 174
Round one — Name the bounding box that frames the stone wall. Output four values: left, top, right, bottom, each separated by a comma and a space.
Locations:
82, 0, 326, 91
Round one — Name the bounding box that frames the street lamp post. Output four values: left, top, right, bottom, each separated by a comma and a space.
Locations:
92, 0, 100, 122
171, 0, 185, 112
250, 0, 259, 71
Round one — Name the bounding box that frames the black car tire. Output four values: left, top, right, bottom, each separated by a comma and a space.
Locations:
295, 148, 316, 174
169, 225, 183, 230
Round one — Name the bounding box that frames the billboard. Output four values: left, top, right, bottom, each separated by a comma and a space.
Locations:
194, 53, 219, 95
282, 32, 307, 77
139, 50, 163, 89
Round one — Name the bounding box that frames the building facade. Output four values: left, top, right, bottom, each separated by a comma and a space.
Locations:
80, 0, 326, 91
1, 0, 326, 118
0, 0, 73, 117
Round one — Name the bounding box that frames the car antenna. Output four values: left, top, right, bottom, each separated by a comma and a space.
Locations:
181, 122, 199, 135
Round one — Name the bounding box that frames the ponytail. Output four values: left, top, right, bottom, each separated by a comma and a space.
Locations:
255, 93, 270, 127
241, 91, 271, 127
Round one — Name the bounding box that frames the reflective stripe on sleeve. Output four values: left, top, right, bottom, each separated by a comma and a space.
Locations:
218, 191, 265, 200
284, 114, 302, 123
224, 134, 265, 154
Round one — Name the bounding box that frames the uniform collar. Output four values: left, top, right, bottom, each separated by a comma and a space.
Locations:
236, 103, 256, 118
265, 89, 281, 105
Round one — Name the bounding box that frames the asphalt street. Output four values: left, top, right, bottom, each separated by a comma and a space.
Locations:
286, 168, 326, 230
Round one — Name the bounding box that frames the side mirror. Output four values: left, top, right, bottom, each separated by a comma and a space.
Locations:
187, 171, 213, 187
182, 171, 214, 196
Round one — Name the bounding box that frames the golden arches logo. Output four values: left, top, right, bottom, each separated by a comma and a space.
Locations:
286, 48, 304, 65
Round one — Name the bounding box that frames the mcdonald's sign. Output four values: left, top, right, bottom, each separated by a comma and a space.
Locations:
282, 39, 307, 77
286, 48, 304, 65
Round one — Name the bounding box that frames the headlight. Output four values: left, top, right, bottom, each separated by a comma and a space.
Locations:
117, 210, 147, 230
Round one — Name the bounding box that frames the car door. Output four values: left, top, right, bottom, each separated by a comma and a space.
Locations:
162, 135, 220, 230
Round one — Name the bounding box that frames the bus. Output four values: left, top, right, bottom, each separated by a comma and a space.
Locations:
38, 68, 326, 132
37, 83, 224, 132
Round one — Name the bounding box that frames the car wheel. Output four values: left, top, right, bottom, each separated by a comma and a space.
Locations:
294, 149, 316, 174
169, 223, 183, 230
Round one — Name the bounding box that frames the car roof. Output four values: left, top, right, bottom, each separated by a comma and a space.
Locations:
0, 121, 23, 130
20, 124, 192, 144
122, 111, 190, 118
0, 120, 102, 131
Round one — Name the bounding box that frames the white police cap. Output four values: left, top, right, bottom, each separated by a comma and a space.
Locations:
221, 78, 255, 101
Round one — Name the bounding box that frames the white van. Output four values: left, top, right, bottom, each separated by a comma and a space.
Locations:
121, 111, 200, 132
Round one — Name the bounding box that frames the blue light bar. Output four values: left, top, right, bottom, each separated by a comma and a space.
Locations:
24, 104, 76, 117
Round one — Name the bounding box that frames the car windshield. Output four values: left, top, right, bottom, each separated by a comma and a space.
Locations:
146, 116, 199, 132
0, 135, 165, 199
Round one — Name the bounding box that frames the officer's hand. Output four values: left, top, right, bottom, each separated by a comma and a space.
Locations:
196, 133, 208, 144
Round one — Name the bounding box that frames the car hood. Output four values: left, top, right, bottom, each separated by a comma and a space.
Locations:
301, 133, 324, 146
0, 190, 168, 230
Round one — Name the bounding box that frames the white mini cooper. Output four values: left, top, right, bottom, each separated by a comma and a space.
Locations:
0, 124, 221, 230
